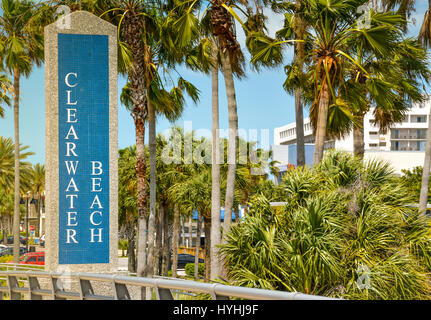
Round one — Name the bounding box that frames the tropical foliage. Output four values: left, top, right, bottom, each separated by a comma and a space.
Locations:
220, 151, 431, 299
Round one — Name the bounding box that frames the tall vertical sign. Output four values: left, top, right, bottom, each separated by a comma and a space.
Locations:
45, 11, 118, 272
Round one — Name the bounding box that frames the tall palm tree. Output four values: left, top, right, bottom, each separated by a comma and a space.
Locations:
267, 0, 307, 166
208, 1, 244, 240
210, 38, 222, 279
0, 0, 44, 263
166, 1, 246, 264
86, 1, 152, 291
418, 0, 431, 213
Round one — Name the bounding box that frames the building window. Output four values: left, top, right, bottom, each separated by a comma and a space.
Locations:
369, 131, 378, 137
411, 115, 427, 123
418, 141, 426, 151
369, 143, 378, 147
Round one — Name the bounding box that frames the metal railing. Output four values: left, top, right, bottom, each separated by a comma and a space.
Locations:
0, 270, 337, 300
0, 263, 44, 272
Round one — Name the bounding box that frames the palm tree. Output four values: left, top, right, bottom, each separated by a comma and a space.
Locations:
29, 163, 44, 237
0, 0, 44, 263
118, 146, 138, 272
86, 1, 152, 289
0, 72, 11, 117
210, 38, 222, 279
166, 1, 246, 266
418, 0, 431, 213
262, 0, 307, 166
0, 136, 33, 246
0, 136, 33, 190
304, 0, 394, 164
345, 29, 429, 157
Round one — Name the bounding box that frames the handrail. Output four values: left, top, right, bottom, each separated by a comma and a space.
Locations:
0, 263, 44, 272
0, 270, 338, 300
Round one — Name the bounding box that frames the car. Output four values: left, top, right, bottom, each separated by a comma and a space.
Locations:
18, 252, 45, 265
0, 236, 27, 245
0, 246, 27, 257
175, 253, 204, 269
0, 236, 13, 244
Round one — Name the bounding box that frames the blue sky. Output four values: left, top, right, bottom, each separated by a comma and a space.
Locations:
0, 3, 427, 165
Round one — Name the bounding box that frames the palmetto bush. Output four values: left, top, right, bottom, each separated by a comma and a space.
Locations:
220, 150, 431, 299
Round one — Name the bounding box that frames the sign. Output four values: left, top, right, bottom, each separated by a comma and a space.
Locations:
29, 225, 35, 231
58, 33, 110, 264
44, 11, 118, 272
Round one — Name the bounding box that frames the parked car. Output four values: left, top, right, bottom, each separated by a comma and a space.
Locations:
0, 236, 27, 245
0, 236, 13, 244
18, 252, 45, 266
174, 254, 204, 269
0, 246, 27, 257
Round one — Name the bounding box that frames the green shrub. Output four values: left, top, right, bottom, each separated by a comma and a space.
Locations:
118, 239, 128, 256
0, 255, 13, 264
185, 263, 205, 277
220, 150, 431, 300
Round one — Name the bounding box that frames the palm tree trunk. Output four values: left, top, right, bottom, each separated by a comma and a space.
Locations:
133, 110, 148, 299
194, 213, 202, 281
419, 104, 431, 213
418, 0, 431, 213
353, 112, 365, 158
147, 98, 156, 279
294, 12, 306, 166
220, 50, 238, 238
172, 204, 180, 278
181, 217, 185, 247
187, 216, 192, 247
154, 204, 163, 275
126, 219, 136, 273
123, 15, 148, 297
210, 40, 222, 280
161, 204, 170, 276
295, 88, 305, 166
13, 68, 20, 264
313, 82, 330, 164
203, 214, 211, 282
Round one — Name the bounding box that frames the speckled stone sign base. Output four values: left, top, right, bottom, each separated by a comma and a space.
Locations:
45, 11, 118, 273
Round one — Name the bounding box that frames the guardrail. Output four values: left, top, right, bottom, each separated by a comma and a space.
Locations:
0, 263, 44, 272
0, 270, 337, 300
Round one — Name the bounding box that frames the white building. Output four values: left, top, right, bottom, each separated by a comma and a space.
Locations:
273, 97, 431, 174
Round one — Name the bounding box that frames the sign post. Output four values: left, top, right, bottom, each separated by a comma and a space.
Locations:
44, 11, 118, 272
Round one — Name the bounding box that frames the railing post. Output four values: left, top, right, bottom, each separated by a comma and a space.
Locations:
112, 276, 131, 300
50, 275, 67, 300
78, 276, 94, 300
154, 280, 174, 300
7, 275, 21, 300
27, 275, 42, 300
